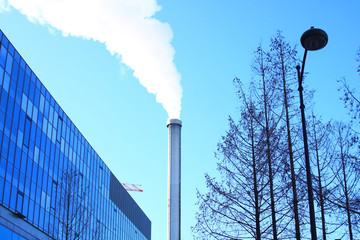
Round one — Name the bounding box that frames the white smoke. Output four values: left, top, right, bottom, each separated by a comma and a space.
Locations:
0, 0, 182, 119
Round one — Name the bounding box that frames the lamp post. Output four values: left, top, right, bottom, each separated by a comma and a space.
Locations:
296, 27, 328, 240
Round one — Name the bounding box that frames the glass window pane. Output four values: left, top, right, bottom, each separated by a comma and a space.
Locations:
0, 45, 7, 68
5, 53, 12, 74
23, 116, 31, 147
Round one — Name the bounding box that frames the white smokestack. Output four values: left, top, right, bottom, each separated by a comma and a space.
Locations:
1, 0, 182, 119
167, 118, 181, 240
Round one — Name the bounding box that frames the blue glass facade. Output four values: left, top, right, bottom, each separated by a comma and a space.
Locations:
0, 29, 151, 240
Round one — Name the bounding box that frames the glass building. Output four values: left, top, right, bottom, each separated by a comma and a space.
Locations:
0, 29, 151, 240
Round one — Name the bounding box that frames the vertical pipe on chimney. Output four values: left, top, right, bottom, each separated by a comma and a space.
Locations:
167, 119, 182, 240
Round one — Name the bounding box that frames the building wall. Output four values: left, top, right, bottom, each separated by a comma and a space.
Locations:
0, 29, 151, 240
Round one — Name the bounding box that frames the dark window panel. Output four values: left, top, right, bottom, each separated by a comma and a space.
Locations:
15, 86, 22, 106
50, 96, 55, 107
37, 111, 43, 130
11, 59, 19, 81
20, 57, 25, 69
5, 53, 12, 74
0, 110, 5, 132
36, 126, 41, 147
40, 132, 46, 153
23, 116, 31, 147
7, 141, 15, 166
47, 172, 52, 193
0, 157, 6, 178
25, 64, 31, 77
30, 71, 36, 83
44, 156, 50, 172
1, 135, 9, 159
30, 121, 36, 144
19, 173, 25, 193
55, 148, 60, 167
0, 90, 8, 113
0, 44, 7, 68
29, 80, 35, 102
35, 186, 41, 206
53, 164, 58, 183
35, 77, 41, 89
10, 185, 17, 210
13, 103, 20, 126
25, 177, 31, 196
6, 96, 14, 120
34, 87, 40, 108
3, 181, 10, 207
1, 34, 9, 49
28, 199, 34, 222
45, 90, 50, 102
32, 164, 38, 186
56, 116, 62, 143
39, 207, 45, 229
10, 121, 17, 145
12, 168, 19, 190
9, 78, 16, 100
4, 117, 11, 137
14, 146, 21, 170
50, 142, 55, 162
45, 137, 51, 158
37, 168, 43, 188
44, 100, 49, 120
18, 67, 24, 90
8, 43, 14, 56
23, 195, 29, 217
0, 66, 4, 87
34, 203, 40, 225
0, 176, 4, 203
26, 157, 32, 180
23, 74, 30, 97
49, 106, 54, 125
54, 101, 59, 113
5, 163, 14, 183
20, 153, 27, 175
19, 110, 25, 132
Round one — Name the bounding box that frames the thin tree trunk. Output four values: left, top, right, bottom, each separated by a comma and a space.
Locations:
261, 55, 278, 239
312, 120, 327, 240
340, 139, 353, 240
251, 111, 261, 240
279, 45, 301, 240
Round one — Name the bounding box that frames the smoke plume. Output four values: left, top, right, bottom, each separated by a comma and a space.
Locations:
0, 0, 182, 119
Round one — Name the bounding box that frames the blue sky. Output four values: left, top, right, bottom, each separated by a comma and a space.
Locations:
1, 0, 360, 239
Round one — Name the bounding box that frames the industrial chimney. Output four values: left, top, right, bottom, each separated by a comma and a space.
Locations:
167, 118, 182, 240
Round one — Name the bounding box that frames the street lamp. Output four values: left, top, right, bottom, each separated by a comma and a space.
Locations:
296, 27, 328, 240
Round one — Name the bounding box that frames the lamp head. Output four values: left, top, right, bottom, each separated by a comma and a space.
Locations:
300, 27, 328, 51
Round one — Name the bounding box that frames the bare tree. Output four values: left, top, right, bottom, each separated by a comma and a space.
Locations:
269, 32, 302, 240
193, 80, 272, 239
308, 114, 343, 239
55, 169, 101, 240
253, 44, 290, 239
338, 47, 360, 130
193, 36, 302, 239
328, 122, 360, 239
339, 78, 360, 129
